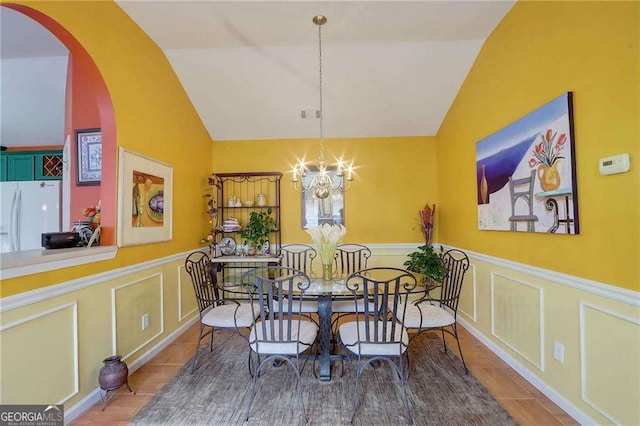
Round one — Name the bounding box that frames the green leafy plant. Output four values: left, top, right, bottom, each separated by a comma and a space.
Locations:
403, 244, 445, 283
240, 208, 277, 248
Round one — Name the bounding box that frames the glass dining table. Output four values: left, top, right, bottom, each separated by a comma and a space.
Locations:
217, 272, 434, 381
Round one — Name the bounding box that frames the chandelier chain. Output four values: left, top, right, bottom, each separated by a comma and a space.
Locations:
318, 20, 324, 162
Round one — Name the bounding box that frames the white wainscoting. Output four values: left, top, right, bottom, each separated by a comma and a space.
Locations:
111, 273, 165, 360
0, 301, 79, 405
458, 263, 477, 322
490, 272, 545, 371
177, 264, 198, 322
579, 302, 640, 425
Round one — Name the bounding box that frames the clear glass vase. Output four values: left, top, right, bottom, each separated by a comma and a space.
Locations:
322, 263, 333, 281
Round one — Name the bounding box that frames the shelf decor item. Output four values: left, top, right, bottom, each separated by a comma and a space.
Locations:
306, 223, 346, 280
117, 148, 173, 247
75, 128, 102, 186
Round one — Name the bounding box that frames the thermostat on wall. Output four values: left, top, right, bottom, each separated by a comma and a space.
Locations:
599, 153, 630, 175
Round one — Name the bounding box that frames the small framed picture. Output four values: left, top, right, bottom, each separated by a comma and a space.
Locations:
75, 128, 102, 186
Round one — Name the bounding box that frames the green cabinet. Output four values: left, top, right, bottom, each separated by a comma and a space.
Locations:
7, 154, 35, 181
0, 155, 6, 181
0, 150, 63, 182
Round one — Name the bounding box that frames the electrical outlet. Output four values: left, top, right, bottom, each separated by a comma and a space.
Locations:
553, 341, 564, 363
141, 313, 149, 330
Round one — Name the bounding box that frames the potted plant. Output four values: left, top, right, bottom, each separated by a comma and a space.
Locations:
240, 208, 277, 255
403, 244, 445, 285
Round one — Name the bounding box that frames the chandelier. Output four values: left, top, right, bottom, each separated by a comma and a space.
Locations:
292, 15, 354, 200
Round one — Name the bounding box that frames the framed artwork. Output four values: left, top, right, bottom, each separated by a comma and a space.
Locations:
75, 128, 102, 186
301, 168, 345, 229
476, 92, 579, 234
117, 148, 173, 247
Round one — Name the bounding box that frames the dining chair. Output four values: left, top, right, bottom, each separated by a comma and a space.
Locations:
280, 244, 317, 276
331, 244, 372, 330
403, 248, 471, 373
272, 244, 319, 316
239, 266, 318, 423
339, 267, 417, 425
184, 251, 259, 373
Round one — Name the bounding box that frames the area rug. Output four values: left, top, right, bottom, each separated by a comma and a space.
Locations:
131, 332, 515, 425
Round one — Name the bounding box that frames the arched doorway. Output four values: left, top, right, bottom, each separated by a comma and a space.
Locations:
1, 3, 116, 245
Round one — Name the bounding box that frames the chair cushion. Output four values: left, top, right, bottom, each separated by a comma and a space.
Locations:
402, 303, 455, 329
331, 298, 374, 313
201, 303, 259, 328
339, 321, 409, 356
249, 320, 318, 355
269, 296, 318, 313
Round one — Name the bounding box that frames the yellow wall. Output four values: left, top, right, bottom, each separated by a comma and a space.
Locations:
437, 1, 639, 290
212, 136, 439, 244
0, 1, 212, 297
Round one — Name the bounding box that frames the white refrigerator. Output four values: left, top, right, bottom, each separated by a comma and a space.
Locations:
0, 181, 62, 252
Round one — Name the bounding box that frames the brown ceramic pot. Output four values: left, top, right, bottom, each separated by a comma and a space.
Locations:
98, 355, 128, 391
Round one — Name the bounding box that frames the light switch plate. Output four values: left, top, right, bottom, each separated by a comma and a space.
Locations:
553, 341, 565, 363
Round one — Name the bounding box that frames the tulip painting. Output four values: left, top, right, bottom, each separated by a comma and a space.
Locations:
475, 92, 579, 234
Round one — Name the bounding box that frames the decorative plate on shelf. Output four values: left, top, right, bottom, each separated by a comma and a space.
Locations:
219, 237, 236, 255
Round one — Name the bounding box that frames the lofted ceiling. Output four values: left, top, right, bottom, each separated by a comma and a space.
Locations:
0, 1, 514, 146
117, 1, 514, 141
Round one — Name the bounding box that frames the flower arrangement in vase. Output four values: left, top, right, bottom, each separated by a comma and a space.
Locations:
82, 201, 101, 228
529, 129, 567, 191
76, 201, 101, 246
306, 223, 346, 280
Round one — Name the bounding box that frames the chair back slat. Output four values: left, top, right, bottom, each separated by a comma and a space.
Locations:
242, 267, 311, 350
345, 268, 416, 347
335, 244, 372, 275
185, 251, 219, 315
439, 249, 470, 313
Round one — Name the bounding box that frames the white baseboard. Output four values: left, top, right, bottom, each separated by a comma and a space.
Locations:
63, 388, 101, 426
64, 316, 198, 424
457, 317, 595, 425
